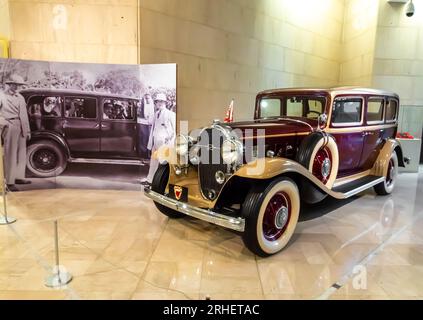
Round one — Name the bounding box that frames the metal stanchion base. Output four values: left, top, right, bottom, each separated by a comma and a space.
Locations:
45, 272, 73, 288
0, 215, 16, 225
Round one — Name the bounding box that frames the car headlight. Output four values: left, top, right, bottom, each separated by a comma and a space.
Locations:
175, 134, 190, 156
222, 139, 241, 165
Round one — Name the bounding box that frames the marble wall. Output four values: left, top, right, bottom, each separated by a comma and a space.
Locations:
7, 0, 139, 64
372, 0, 423, 138
0, 0, 10, 38
339, 0, 379, 86
138, 0, 345, 128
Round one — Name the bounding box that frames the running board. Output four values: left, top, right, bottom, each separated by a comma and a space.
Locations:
328, 175, 385, 199
243, 159, 386, 201
69, 158, 147, 166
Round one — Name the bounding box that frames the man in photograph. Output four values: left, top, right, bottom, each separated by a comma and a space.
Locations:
137, 93, 154, 159
41, 97, 61, 117
114, 100, 130, 120
142, 93, 175, 185
103, 102, 116, 120
0, 75, 32, 191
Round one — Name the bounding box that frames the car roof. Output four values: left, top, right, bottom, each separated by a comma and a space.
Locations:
19, 88, 139, 100
258, 86, 399, 99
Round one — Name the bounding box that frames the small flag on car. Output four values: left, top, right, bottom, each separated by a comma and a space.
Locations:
224, 99, 234, 123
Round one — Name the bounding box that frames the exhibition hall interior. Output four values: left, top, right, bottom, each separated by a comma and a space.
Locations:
0, 0, 422, 301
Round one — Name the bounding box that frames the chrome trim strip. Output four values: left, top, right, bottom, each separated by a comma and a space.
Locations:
277, 117, 315, 131
325, 123, 396, 134
69, 158, 147, 165
144, 187, 245, 232
241, 132, 310, 140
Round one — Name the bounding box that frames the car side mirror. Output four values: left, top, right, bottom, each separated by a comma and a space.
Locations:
318, 113, 327, 129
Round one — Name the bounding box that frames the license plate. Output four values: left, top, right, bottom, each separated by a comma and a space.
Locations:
169, 184, 188, 202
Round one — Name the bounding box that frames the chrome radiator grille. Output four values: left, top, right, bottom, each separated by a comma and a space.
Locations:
197, 128, 228, 200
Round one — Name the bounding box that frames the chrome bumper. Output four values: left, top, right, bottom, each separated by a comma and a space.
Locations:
143, 187, 245, 232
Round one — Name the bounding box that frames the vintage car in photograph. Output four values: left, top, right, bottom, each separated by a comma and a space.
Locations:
144, 87, 408, 256
20, 88, 150, 177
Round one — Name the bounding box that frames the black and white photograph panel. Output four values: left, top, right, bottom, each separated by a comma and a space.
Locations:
0, 58, 177, 191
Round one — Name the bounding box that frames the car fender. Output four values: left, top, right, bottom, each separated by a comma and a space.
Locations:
371, 138, 404, 177
30, 131, 71, 159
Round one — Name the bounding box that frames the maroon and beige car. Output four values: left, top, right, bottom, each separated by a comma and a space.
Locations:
144, 87, 407, 256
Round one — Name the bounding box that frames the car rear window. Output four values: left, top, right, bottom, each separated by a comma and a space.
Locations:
367, 98, 384, 123
386, 99, 398, 122
103, 98, 136, 120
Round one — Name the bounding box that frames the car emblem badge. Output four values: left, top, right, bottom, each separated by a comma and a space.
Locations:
174, 186, 183, 200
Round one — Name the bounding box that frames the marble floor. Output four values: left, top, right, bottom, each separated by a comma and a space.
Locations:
0, 168, 422, 300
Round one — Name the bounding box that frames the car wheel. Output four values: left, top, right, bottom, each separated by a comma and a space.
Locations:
296, 132, 339, 189
241, 177, 300, 256
151, 164, 185, 219
27, 140, 67, 178
374, 152, 398, 195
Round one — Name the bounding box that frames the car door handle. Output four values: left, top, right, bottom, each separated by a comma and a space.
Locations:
94, 123, 108, 129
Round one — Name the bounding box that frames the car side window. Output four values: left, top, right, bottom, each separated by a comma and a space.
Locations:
332, 98, 362, 126
367, 98, 384, 124
103, 99, 135, 120
28, 96, 62, 117
259, 98, 281, 118
386, 99, 398, 122
65, 97, 97, 119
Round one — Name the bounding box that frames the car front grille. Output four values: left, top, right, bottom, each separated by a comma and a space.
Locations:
197, 128, 228, 200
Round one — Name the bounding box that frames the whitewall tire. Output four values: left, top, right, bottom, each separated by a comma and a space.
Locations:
374, 152, 398, 195
297, 132, 339, 189
242, 177, 300, 256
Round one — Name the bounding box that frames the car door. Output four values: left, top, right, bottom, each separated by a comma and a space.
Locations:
359, 96, 386, 170
100, 97, 138, 157
63, 96, 100, 157
329, 96, 365, 177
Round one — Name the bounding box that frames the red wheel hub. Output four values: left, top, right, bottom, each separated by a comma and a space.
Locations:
262, 192, 291, 242
312, 147, 332, 184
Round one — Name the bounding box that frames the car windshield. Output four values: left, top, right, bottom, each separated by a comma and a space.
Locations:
258, 96, 326, 119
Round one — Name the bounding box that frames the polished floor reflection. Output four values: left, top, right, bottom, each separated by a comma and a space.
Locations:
0, 168, 422, 300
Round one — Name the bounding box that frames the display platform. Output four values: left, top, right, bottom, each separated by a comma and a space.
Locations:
0, 167, 422, 300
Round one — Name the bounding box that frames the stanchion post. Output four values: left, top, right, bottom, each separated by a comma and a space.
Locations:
45, 220, 72, 288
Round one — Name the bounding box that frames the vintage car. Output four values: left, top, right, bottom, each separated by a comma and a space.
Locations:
20, 88, 150, 177
144, 87, 407, 256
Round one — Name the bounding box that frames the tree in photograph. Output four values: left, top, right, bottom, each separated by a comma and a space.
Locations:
94, 69, 145, 97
